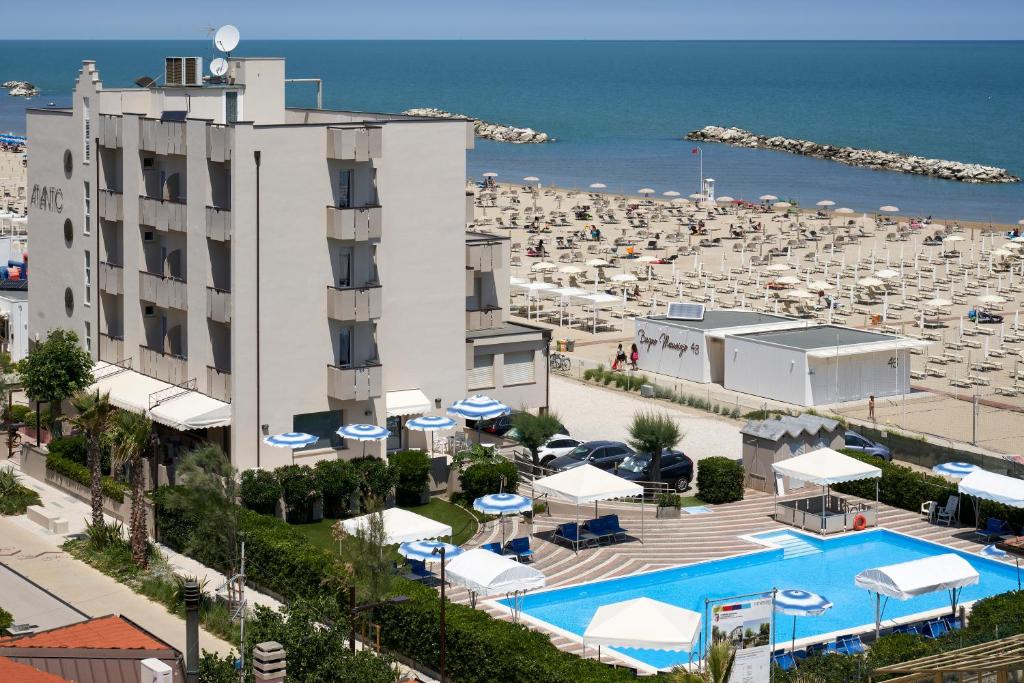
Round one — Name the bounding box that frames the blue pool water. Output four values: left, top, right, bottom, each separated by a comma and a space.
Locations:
504, 529, 1020, 670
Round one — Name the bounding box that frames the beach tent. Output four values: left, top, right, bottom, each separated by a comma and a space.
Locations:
341, 507, 452, 545
532, 463, 645, 548
583, 597, 701, 657
512, 281, 555, 319
445, 548, 546, 616
855, 554, 979, 637
771, 447, 881, 534
541, 286, 589, 327
571, 292, 623, 333
958, 469, 1024, 508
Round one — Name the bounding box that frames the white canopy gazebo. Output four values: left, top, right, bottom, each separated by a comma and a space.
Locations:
340, 507, 453, 545
958, 469, 1024, 531
532, 464, 645, 549
445, 548, 546, 617
512, 281, 555, 319
855, 554, 980, 637
583, 597, 702, 665
571, 292, 623, 333
541, 286, 590, 327
771, 447, 882, 534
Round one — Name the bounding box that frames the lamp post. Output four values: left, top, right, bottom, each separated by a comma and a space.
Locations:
432, 545, 447, 683
348, 586, 409, 654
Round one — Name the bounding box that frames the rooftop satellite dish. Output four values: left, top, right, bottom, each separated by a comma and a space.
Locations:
213, 25, 240, 53
210, 58, 228, 77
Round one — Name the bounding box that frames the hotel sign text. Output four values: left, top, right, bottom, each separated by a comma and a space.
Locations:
29, 184, 63, 213
637, 328, 700, 357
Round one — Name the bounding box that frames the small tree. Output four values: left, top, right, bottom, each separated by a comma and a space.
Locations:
108, 409, 153, 567
668, 641, 735, 683
70, 390, 113, 526
627, 411, 683, 483
314, 459, 359, 518
511, 410, 563, 470
390, 450, 431, 506
240, 469, 283, 515
19, 329, 94, 435
275, 465, 320, 522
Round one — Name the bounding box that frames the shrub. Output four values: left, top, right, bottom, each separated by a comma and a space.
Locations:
350, 457, 397, 508
656, 492, 682, 508
4, 404, 32, 424
239, 469, 282, 516
865, 632, 940, 672
274, 465, 320, 522
47, 434, 90, 467
46, 452, 127, 503
314, 459, 359, 517
0, 469, 41, 515
959, 589, 1024, 639
0, 606, 12, 631
696, 457, 745, 504
390, 450, 431, 506
458, 458, 518, 505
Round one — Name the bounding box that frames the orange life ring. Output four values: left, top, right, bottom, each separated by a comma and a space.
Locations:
852, 514, 868, 531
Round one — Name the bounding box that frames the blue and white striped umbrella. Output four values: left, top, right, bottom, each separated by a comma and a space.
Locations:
399, 540, 464, 564
406, 416, 458, 432
474, 493, 532, 516
263, 432, 319, 449
981, 544, 1008, 559
932, 462, 980, 478
336, 424, 391, 441
774, 589, 834, 617
447, 395, 511, 421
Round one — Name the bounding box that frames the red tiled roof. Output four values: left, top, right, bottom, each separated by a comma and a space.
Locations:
0, 656, 70, 682
0, 615, 169, 651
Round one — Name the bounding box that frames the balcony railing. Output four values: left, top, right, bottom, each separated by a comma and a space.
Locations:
206, 286, 231, 324
98, 333, 124, 363
139, 195, 186, 232
207, 125, 232, 163
326, 126, 382, 161
325, 205, 382, 241
98, 189, 123, 222
327, 284, 382, 322
207, 365, 231, 403
139, 118, 186, 155
139, 345, 188, 385
327, 362, 382, 402
98, 261, 124, 296
139, 270, 188, 310
466, 242, 502, 272
466, 306, 503, 332
98, 114, 123, 148
206, 206, 231, 242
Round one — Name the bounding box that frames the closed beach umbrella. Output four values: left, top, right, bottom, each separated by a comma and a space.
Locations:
263, 432, 319, 449
406, 415, 457, 457
336, 423, 390, 457
775, 589, 834, 652
932, 462, 980, 479
399, 540, 464, 564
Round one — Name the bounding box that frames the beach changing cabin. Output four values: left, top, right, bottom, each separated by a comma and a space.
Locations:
741, 414, 844, 493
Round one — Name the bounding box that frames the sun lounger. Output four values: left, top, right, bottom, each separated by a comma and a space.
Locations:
975, 517, 1013, 542
480, 542, 502, 554
506, 536, 535, 562
584, 518, 617, 544
598, 514, 628, 541
771, 650, 797, 671
554, 522, 598, 550
891, 624, 921, 636
935, 495, 959, 526
923, 619, 949, 639
835, 635, 865, 655
405, 559, 432, 581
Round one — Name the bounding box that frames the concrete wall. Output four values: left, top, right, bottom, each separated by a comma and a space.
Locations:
724, 336, 810, 405
807, 348, 912, 405
468, 336, 547, 411
634, 319, 711, 382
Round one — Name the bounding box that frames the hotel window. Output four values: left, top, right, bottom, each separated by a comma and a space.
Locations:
84, 321, 92, 353
468, 353, 495, 390
503, 350, 535, 385
337, 247, 353, 288
337, 327, 352, 367
83, 250, 92, 306
225, 92, 239, 124
83, 182, 91, 235
83, 97, 91, 163
337, 169, 352, 208
293, 409, 343, 451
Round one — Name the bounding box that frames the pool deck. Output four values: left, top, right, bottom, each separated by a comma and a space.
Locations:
452, 489, 996, 670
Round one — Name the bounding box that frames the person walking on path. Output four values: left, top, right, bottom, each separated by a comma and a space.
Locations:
629, 343, 639, 370
612, 343, 626, 370
868, 395, 876, 422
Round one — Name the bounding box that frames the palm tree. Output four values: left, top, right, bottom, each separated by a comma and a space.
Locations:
627, 411, 683, 485
109, 410, 153, 567
70, 390, 113, 526
510, 409, 563, 471
668, 641, 735, 683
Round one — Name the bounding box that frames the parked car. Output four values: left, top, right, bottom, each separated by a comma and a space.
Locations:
544, 440, 634, 471
535, 436, 584, 462
614, 450, 694, 491
472, 413, 569, 438
844, 430, 892, 461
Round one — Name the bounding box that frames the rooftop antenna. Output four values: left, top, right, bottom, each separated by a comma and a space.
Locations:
213, 24, 240, 56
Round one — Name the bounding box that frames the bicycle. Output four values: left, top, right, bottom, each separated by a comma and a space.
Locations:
549, 353, 572, 373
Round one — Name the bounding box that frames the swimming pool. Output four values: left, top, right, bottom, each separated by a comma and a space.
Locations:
501, 529, 1020, 671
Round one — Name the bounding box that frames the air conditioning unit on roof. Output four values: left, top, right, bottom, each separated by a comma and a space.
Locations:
165, 57, 203, 86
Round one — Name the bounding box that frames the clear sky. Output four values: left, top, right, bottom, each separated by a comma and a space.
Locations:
5, 0, 1023, 40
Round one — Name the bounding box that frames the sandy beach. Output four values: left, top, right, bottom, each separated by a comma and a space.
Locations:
0, 146, 27, 216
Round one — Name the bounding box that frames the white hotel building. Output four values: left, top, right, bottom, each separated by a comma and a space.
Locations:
27, 55, 549, 472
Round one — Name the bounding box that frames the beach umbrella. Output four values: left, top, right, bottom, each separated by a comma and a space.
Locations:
775, 589, 834, 652
808, 280, 835, 291
759, 194, 778, 202
523, 176, 539, 183
399, 539, 464, 565
816, 200, 836, 207
879, 205, 899, 213
766, 263, 791, 273
773, 202, 792, 211
689, 193, 705, 200
932, 462, 981, 479
586, 258, 611, 267
482, 172, 498, 178
583, 598, 702, 655
978, 294, 1006, 305
448, 395, 511, 442
638, 188, 655, 197
474, 492, 533, 546
559, 265, 585, 274
589, 183, 607, 190
944, 235, 964, 243
775, 275, 802, 285
336, 423, 391, 457
662, 191, 680, 198
406, 415, 457, 457
924, 298, 952, 308
834, 207, 854, 215
530, 261, 557, 272
716, 195, 735, 203
263, 432, 319, 461
611, 273, 637, 282
788, 289, 817, 299
671, 197, 690, 205
875, 269, 900, 280
858, 277, 883, 287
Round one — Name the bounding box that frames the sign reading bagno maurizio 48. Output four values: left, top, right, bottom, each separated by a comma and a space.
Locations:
29, 184, 64, 213
634, 318, 712, 383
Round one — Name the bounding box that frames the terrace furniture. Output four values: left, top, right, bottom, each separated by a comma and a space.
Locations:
920, 500, 937, 522
405, 559, 432, 581
974, 517, 1014, 542
506, 536, 535, 562
597, 514, 628, 541
771, 651, 797, 671
935, 495, 959, 526
891, 624, 921, 636
554, 522, 598, 551
923, 619, 949, 639
480, 542, 502, 554
836, 634, 865, 655
942, 616, 962, 632
584, 518, 617, 544
805, 641, 837, 656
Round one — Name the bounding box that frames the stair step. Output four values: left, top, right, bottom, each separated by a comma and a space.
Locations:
755, 532, 822, 559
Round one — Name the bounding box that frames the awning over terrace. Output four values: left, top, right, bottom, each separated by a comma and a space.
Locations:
958, 469, 1024, 508
532, 464, 643, 504
772, 447, 882, 486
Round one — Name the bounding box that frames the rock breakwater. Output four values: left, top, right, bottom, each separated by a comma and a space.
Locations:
685, 125, 1018, 184
2, 80, 39, 98
402, 108, 551, 143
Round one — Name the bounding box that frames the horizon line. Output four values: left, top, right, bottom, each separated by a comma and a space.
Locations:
1, 37, 1022, 42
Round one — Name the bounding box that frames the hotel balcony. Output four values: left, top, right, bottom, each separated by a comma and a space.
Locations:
327, 362, 382, 402
206, 206, 231, 242
327, 285, 382, 322
325, 205, 382, 241
98, 261, 124, 296
98, 114, 123, 148
206, 286, 232, 324
326, 126, 382, 161
207, 125, 232, 163
139, 270, 188, 310
466, 242, 502, 272
139, 118, 186, 156
98, 189, 123, 222
466, 306, 503, 332
139, 196, 186, 233
139, 345, 188, 385
207, 365, 231, 403
98, 333, 124, 363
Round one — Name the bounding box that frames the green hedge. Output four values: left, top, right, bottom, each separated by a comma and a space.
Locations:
0, 606, 12, 632
239, 469, 282, 515
457, 459, 519, 505
274, 465, 320, 522
46, 452, 127, 503
696, 456, 745, 504
314, 459, 359, 518
391, 450, 431, 506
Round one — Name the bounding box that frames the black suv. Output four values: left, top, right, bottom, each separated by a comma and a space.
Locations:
543, 440, 634, 471
614, 450, 694, 492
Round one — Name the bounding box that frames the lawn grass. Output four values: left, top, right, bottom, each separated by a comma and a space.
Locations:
291, 498, 481, 552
